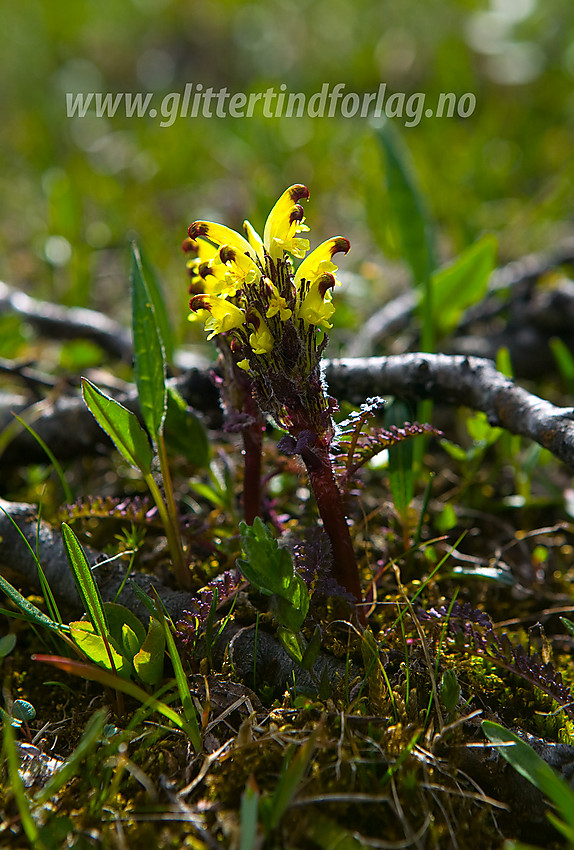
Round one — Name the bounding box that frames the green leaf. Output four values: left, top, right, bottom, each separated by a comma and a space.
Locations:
12, 699, 36, 722
0, 633, 16, 658
103, 602, 146, 648
128, 580, 159, 616
82, 378, 153, 473
133, 617, 165, 686
482, 720, 574, 834
61, 522, 108, 638
273, 576, 309, 632
496, 345, 514, 379
121, 623, 142, 664
137, 243, 174, 364
163, 386, 210, 468
431, 234, 497, 335
439, 668, 460, 713
69, 622, 131, 679
435, 502, 458, 533
131, 242, 167, 440
559, 616, 574, 638
238, 519, 310, 636
550, 337, 574, 396
277, 627, 305, 665
300, 625, 322, 672
466, 410, 501, 445
374, 120, 436, 287
237, 518, 296, 597
306, 815, 366, 850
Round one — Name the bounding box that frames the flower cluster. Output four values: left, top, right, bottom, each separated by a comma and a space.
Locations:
184, 185, 349, 439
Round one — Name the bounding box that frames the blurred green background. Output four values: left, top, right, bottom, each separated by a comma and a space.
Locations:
1, 0, 573, 353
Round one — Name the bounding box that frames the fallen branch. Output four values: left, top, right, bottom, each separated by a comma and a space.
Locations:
325, 355, 574, 469
0, 368, 221, 464
0, 280, 133, 362
2, 354, 574, 469
0, 498, 194, 623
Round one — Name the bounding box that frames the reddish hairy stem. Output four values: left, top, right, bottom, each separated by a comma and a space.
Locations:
300, 442, 365, 623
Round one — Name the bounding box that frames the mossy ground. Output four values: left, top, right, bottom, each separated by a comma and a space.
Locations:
2, 411, 574, 849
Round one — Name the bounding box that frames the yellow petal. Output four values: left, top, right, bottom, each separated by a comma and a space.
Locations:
243, 220, 265, 263
195, 236, 219, 263
189, 294, 245, 339
246, 308, 274, 354
249, 323, 274, 354
264, 280, 292, 321
219, 245, 261, 286
263, 185, 310, 259
188, 221, 255, 259
294, 237, 350, 289
296, 273, 337, 329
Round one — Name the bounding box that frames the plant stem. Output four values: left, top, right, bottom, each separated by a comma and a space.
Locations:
300, 441, 365, 624
144, 444, 189, 588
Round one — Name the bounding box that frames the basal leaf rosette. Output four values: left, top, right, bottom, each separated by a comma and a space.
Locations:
184, 185, 349, 439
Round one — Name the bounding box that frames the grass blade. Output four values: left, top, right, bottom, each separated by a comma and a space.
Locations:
131, 242, 167, 441
240, 776, 260, 850
375, 121, 437, 471
374, 119, 436, 354
482, 720, 574, 834
153, 597, 201, 751
33, 709, 107, 805
263, 730, 317, 831
11, 413, 73, 504
386, 400, 414, 522
0, 574, 66, 635
32, 654, 201, 748
0, 505, 63, 626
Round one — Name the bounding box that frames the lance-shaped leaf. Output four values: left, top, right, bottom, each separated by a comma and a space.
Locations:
375, 119, 436, 290
133, 617, 165, 686
138, 243, 174, 364
482, 720, 574, 840
131, 242, 167, 440
82, 378, 153, 474
431, 234, 497, 336
61, 522, 109, 638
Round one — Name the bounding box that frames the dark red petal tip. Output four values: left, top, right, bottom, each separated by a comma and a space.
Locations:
290, 185, 310, 203
331, 237, 351, 257
317, 273, 336, 298
182, 236, 197, 254
188, 222, 208, 239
